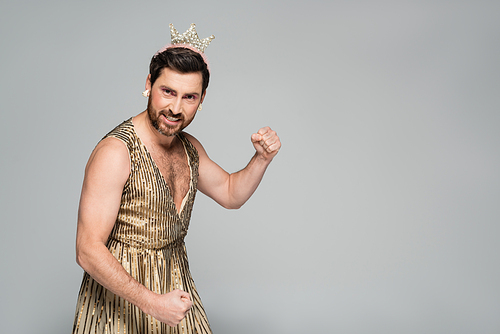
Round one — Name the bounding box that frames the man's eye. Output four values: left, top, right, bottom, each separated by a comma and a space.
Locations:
163, 89, 172, 95
185, 95, 196, 100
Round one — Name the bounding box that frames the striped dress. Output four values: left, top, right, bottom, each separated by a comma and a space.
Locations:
72, 119, 212, 334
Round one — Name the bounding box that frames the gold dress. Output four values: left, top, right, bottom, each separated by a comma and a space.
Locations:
72, 119, 212, 334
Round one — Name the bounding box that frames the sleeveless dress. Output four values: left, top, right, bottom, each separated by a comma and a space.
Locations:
72, 119, 212, 334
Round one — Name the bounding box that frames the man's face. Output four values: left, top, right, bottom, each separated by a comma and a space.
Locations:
146, 67, 205, 137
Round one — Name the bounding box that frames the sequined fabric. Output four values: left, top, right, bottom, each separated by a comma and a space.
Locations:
72, 119, 212, 334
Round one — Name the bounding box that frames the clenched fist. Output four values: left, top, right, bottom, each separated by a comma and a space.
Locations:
146, 289, 192, 327
251, 126, 281, 160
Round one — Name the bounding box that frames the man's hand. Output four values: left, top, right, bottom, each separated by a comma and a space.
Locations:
251, 126, 281, 161
147, 289, 193, 327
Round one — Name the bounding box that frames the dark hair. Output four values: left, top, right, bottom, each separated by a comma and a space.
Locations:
149, 47, 210, 94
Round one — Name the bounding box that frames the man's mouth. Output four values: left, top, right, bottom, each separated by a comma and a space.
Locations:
161, 114, 181, 122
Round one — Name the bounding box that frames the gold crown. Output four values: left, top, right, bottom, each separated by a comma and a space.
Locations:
169, 23, 215, 53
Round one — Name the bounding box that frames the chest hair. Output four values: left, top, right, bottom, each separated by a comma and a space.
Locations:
148, 141, 190, 206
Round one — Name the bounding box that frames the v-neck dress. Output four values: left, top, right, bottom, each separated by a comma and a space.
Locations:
72, 118, 212, 334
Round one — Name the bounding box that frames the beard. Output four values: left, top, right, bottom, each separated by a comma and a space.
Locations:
146, 97, 194, 137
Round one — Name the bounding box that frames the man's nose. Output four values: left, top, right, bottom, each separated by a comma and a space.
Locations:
171, 96, 183, 115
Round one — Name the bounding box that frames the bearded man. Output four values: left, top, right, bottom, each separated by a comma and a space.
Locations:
72, 25, 280, 334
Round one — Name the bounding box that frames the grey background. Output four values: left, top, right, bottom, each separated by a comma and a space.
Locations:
1, 1, 499, 333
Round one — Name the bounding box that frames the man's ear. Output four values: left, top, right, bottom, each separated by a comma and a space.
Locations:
200, 90, 207, 104
145, 74, 152, 91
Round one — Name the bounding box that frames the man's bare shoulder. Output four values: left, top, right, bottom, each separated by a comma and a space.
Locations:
85, 137, 130, 179
182, 132, 206, 155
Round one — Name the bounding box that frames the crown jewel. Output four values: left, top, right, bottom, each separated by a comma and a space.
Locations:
169, 23, 215, 53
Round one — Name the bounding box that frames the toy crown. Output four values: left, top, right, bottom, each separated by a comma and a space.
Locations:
169, 23, 215, 53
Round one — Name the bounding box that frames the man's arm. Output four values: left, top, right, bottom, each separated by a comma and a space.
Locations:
75, 137, 192, 327
185, 126, 281, 209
